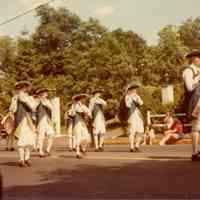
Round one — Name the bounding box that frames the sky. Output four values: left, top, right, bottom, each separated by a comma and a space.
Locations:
0, 0, 200, 44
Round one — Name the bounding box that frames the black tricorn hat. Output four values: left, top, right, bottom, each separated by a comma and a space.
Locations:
15, 81, 31, 90
35, 88, 50, 95
92, 89, 104, 95
126, 81, 141, 92
186, 50, 200, 59
72, 93, 89, 101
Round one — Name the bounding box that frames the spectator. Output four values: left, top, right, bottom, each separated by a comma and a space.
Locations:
159, 118, 184, 145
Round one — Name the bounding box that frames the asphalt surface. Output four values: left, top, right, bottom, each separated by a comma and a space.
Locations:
0, 137, 200, 200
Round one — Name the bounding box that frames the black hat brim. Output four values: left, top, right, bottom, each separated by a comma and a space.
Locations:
15, 81, 31, 90
186, 51, 200, 59
35, 88, 50, 95
92, 89, 104, 95
72, 94, 89, 101
127, 85, 139, 90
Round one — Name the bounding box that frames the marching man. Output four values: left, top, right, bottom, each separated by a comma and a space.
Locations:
125, 82, 144, 152
9, 81, 37, 167
72, 94, 91, 159
35, 88, 55, 157
183, 50, 200, 161
89, 90, 107, 152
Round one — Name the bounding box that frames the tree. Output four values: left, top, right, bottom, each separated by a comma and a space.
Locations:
0, 5, 193, 118
0, 36, 15, 73
179, 17, 200, 50
33, 5, 81, 53
155, 25, 188, 84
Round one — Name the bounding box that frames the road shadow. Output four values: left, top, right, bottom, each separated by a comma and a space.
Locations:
148, 156, 189, 160
55, 147, 68, 152
3, 159, 200, 200
59, 155, 77, 159
0, 162, 17, 167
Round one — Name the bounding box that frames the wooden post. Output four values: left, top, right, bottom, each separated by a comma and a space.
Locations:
51, 97, 61, 136
147, 110, 151, 126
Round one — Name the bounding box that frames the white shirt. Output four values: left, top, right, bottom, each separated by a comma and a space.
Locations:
183, 64, 200, 92
40, 98, 53, 111
73, 102, 91, 117
9, 92, 37, 113
89, 97, 107, 114
125, 93, 143, 108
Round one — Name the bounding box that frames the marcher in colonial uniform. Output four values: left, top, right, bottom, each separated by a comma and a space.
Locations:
183, 50, 200, 161
9, 81, 37, 167
125, 82, 144, 152
65, 102, 76, 151
72, 94, 91, 159
35, 88, 55, 157
89, 90, 107, 152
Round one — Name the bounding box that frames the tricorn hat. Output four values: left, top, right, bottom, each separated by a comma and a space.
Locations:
15, 81, 31, 90
72, 93, 89, 101
35, 88, 50, 95
186, 49, 200, 59
92, 89, 104, 95
126, 81, 141, 92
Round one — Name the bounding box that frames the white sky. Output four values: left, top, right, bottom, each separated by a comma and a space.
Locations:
0, 0, 200, 44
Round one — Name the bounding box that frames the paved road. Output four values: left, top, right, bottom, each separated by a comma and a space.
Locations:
0, 138, 200, 199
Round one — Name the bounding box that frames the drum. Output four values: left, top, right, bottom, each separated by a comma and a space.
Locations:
1, 113, 15, 135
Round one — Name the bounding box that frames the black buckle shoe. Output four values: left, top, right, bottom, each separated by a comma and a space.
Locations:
45, 151, 51, 157
39, 154, 45, 158
192, 154, 200, 161
10, 147, 15, 151
99, 147, 104, 152
25, 160, 32, 167
134, 147, 141, 153
76, 155, 82, 159
18, 161, 26, 167
130, 148, 134, 152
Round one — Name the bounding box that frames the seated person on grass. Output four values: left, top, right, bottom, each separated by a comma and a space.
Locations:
159, 118, 184, 145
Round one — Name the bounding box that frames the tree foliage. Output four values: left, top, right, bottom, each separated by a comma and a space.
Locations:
0, 5, 198, 119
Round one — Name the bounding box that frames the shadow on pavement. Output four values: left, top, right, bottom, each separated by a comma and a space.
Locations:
0, 162, 17, 167
3, 160, 200, 200
148, 156, 189, 160
59, 155, 77, 159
